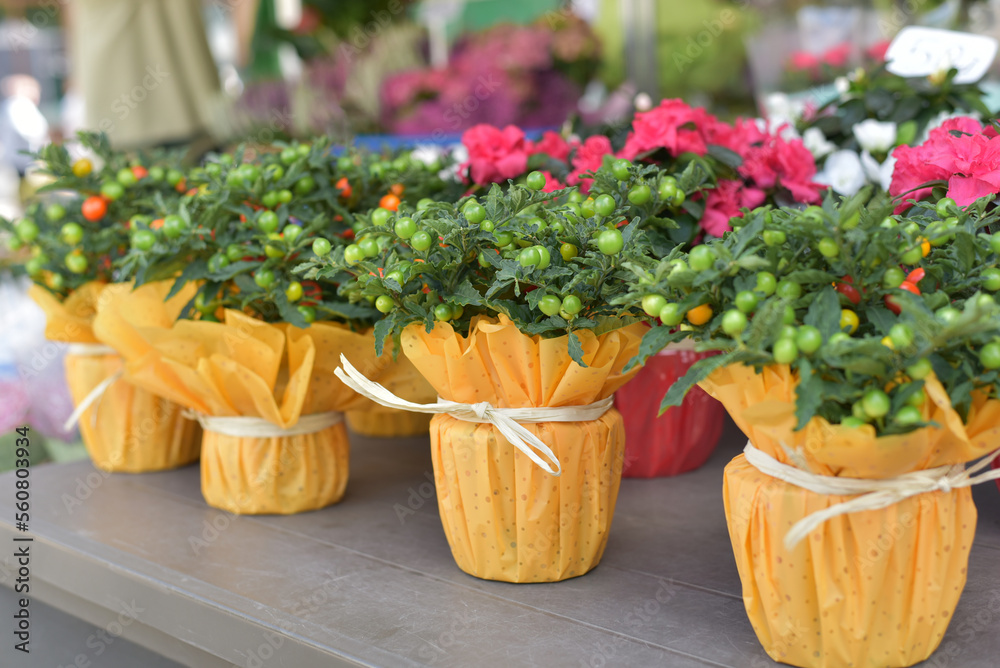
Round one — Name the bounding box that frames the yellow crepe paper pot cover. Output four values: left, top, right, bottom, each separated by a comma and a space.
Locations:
31, 282, 200, 473
400, 315, 645, 583
200, 424, 349, 514
93, 283, 407, 514
701, 363, 1000, 668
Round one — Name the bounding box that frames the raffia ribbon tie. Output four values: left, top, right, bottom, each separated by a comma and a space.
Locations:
743, 441, 1000, 550
334, 354, 617, 476
63, 344, 123, 431
182, 410, 344, 438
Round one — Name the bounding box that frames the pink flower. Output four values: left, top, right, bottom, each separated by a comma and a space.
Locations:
568, 135, 614, 192
618, 99, 720, 159
822, 43, 851, 68
701, 180, 743, 237
461, 124, 531, 185
867, 40, 891, 62
528, 131, 571, 161
716, 119, 824, 205
889, 144, 948, 210
537, 170, 566, 193
789, 51, 821, 72
888, 117, 1000, 210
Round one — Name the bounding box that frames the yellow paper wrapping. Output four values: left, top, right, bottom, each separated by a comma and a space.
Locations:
724, 455, 975, 668
401, 315, 645, 583
201, 427, 349, 514
30, 282, 200, 472
345, 351, 435, 437
702, 363, 999, 668
92, 283, 401, 513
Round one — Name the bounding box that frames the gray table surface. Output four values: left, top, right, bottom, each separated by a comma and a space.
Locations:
2, 417, 1000, 668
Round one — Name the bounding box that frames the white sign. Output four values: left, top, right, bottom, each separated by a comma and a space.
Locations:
885, 27, 998, 84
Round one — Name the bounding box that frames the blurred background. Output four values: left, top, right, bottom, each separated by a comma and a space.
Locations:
0, 1, 998, 163
1, 0, 999, 466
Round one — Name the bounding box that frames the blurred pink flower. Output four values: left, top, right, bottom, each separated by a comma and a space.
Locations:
867, 40, 891, 62
568, 135, 614, 192
529, 131, 572, 161
822, 43, 851, 68
462, 124, 531, 184
789, 51, 821, 71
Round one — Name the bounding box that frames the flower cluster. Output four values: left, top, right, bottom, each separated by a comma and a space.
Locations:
459, 99, 824, 238
787, 43, 851, 78
703, 119, 823, 235
380, 19, 598, 136
890, 117, 1000, 211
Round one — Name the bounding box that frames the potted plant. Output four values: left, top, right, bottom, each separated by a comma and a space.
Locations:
304, 171, 653, 581
95, 139, 443, 513
620, 189, 1000, 667
0, 133, 200, 472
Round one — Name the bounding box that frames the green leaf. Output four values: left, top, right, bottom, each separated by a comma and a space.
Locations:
804, 286, 841, 338
793, 358, 822, 429
165, 259, 209, 300
626, 325, 679, 372
567, 330, 586, 367
866, 305, 896, 336
660, 350, 737, 412
706, 144, 743, 170
373, 316, 394, 357
784, 269, 836, 285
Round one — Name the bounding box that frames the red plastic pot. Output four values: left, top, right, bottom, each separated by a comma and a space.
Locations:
994, 453, 999, 493
615, 346, 725, 478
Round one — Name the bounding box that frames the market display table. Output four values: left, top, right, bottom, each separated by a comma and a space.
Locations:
3, 419, 1000, 668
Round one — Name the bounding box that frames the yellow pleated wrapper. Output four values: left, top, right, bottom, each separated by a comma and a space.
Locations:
30, 282, 200, 472
346, 352, 435, 437
400, 315, 645, 583
701, 363, 1000, 668
93, 283, 393, 514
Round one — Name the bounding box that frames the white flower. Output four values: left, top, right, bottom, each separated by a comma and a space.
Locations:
860, 149, 896, 191
763, 92, 806, 127
634, 92, 653, 112
815, 150, 867, 196
410, 145, 444, 168
438, 144, 468, 181
803, 127, 836, 159
834, 76, 850, 96
754, 116, 800, 142
853, 119, 897, 154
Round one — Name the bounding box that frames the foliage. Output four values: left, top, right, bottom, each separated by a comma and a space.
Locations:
620, 189, 1000, 435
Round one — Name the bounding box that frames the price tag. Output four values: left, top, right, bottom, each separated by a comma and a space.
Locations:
885, 27, 998, 84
